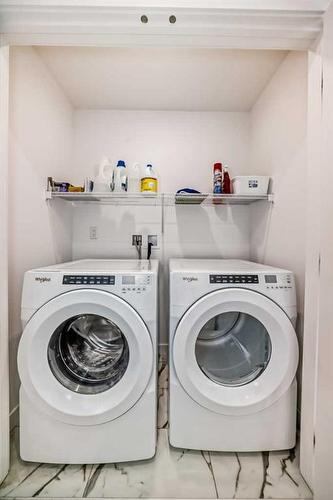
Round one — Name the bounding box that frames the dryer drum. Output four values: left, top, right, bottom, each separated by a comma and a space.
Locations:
48, 314, 130, 394
195, 311, 272, 387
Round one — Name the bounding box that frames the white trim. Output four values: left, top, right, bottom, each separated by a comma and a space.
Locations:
0, 38, 9, 484
0, 0, 329, 10
300, 44, 322, 491
313, 1, 333, 497
0, 3, 324, 50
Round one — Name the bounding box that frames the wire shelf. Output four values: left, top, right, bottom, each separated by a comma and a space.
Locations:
46, 191, 273, 206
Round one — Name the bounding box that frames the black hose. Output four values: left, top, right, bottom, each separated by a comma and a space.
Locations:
147, 242, 153, 260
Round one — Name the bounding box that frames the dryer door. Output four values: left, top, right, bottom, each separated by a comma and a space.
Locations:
173, 288, 298, 416
18, 289, 153, 425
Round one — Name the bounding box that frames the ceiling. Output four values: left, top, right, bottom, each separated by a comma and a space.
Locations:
36, 46, 287, 112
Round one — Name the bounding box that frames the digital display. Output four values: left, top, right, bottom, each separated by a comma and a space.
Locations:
265, 275, 277, 284
122, 276, 135, 285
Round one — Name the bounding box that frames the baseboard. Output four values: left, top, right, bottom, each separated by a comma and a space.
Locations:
9, 404, 19, 430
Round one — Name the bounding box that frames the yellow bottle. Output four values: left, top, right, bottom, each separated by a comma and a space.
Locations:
140, 164, 158, 193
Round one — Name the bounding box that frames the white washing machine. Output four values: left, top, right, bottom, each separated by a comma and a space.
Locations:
169, 259, 299, 452
18, 259, 158, 464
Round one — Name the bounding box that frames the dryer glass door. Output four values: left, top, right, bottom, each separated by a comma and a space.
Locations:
196, 312, 272, 387
48, 314, 129, 395
173, 288, 298, 416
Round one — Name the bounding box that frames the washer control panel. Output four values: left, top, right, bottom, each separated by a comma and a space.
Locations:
63, 275, 115, 285
210, 274, 259, 284
121, 274, 151, 294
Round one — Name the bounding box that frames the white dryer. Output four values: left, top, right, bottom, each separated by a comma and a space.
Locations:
18, 259, 158, 464
169, 259, 299, 452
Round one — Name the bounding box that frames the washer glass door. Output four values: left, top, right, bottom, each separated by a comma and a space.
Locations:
48, 314, 129, 395
196, 312, 272, 387
18, 289, 154, 425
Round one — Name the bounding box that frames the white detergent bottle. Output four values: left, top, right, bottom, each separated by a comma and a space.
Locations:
113, 160, 128, 192
128, 162, 141, 193
92, 156, 113, 192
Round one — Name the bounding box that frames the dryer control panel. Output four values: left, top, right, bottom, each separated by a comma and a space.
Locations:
210, 274, 259, 284
63, 275, 115, 285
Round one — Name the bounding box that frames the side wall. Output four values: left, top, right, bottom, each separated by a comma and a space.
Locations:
250, 52, 308, 404
71, 109, 252, 345
8, 47, 74, 420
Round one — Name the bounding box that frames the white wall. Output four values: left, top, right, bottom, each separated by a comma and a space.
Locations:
250, 51, 308, 405
71, 109, 252, 343
8, 47, 74, 417
250, 51, 307, 316
72, 109, 251, 190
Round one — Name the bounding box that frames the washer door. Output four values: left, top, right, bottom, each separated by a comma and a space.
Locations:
18, 289, 153, 425
173, 288, 298, 416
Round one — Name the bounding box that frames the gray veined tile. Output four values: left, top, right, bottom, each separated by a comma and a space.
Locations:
210, 450, 263, 499
157, 388, 168, 429
158, 349, 168, 369
0, 427, 95, 498
158, 363, 168, 390
1, 427, 312, 500
0, 427, 38, 497
31, 464, 96, 498
262, 449, 312, 499
85, 429, 217, 498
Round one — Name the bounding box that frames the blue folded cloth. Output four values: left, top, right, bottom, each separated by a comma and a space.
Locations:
176, 188, 201, 194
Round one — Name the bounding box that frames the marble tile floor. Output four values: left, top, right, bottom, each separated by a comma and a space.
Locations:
0, 361, 312, 500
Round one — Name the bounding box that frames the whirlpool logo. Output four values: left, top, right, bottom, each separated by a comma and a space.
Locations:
35, 276, 51, 283
182, 276, 198, 283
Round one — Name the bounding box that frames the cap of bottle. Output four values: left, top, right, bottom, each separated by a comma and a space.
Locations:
214, 162, 222, 171
117, 160, 126, 168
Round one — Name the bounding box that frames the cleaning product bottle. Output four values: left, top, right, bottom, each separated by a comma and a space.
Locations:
92, 156, 113, 192
128, 162, 141, 193
141, 164, 158, 193
223, 164, 232, 194
213, 162, 223, 194
113, 160, 127, 192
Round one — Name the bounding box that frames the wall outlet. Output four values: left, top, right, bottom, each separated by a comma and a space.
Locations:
148, 235, 158, 247
89, 226, 98, 239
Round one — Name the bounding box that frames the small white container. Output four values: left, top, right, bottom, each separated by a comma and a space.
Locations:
128, 162, 141, 193
232, 176, 269, 195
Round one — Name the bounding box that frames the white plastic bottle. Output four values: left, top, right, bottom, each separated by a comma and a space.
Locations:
92, 156, 113, 192
113, 160, 127, 192
128, 162, 141, 193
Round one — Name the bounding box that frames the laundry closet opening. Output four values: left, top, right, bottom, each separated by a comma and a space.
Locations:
3, 45, 310, 499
